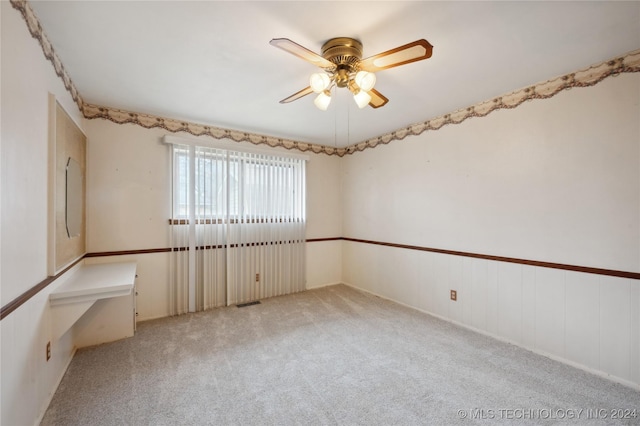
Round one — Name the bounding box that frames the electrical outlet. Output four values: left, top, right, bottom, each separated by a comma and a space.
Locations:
255, 273, 260, 282
450, 290, 457, 301
46, 341, 51, 361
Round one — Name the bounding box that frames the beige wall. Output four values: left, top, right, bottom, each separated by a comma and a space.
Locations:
342, 73, 639, 271
84, 119, 343, 319
2, 0, 639, 424
341, 73, 640, 388
1, 2, 83, 424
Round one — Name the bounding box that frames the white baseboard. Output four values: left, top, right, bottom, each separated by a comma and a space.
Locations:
306, 281, 343, 290
35, 346, 78, 426
342, 281, 640, 392
136, 313, 170, 323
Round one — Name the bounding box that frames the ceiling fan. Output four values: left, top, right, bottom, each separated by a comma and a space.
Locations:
270, 37, 433, 110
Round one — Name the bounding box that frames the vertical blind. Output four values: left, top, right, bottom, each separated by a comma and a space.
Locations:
168, 141, 306, 315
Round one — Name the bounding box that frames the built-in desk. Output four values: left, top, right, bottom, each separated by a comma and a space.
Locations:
50, 262, 137, 344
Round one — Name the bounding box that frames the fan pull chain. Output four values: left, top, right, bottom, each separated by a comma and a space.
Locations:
333, 85, 338, 149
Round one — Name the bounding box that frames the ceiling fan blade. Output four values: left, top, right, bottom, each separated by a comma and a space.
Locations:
270, 38, 334, 69
368, 89, 389, 109
359, 39, 433, 72
279, 86, 314, 104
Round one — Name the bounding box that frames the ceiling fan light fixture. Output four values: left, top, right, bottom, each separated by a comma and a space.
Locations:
314, 90, 332, 111
271, 37, 432, 110
354, 71, 376, 91
310, 73, 331, 93
353, 90, 371, 109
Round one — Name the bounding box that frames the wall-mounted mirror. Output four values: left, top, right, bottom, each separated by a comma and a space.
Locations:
49, 96, 86, 274
65, 157, 82, 238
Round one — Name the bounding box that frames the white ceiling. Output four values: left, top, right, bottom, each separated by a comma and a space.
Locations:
29, 1, 640, 148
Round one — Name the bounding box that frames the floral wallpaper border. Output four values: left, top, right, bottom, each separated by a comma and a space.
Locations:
12, 0, 640, 158
11, 0, 85, 112
81, 104, 346, 156
345, 49, 640, 155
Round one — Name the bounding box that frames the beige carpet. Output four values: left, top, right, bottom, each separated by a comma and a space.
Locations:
42, 284, 639, 425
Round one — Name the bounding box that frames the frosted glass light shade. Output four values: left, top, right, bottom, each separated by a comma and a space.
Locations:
314, 91, 332, 110
353, 90, 371, 109
310, 73, 331, 93
355, 71, 376, 91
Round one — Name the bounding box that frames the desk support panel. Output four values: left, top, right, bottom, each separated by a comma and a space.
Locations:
49, 262, 137, 342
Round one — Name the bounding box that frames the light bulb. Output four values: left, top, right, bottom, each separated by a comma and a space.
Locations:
310, 73, 331, 93
353, 90, 371, 109
314, 90, 331, 111
355, 71, 376, 91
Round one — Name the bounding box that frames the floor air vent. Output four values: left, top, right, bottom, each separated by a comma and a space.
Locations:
237, 301, 261, 308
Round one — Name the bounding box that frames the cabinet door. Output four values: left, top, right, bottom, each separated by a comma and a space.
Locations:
133, 274, 138, 331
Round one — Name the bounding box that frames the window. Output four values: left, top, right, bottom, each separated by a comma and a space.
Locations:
172, 146, 305, 223
166, 137, 307, 312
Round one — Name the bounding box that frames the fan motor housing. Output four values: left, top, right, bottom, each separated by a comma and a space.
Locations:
321, 37, 363, 68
